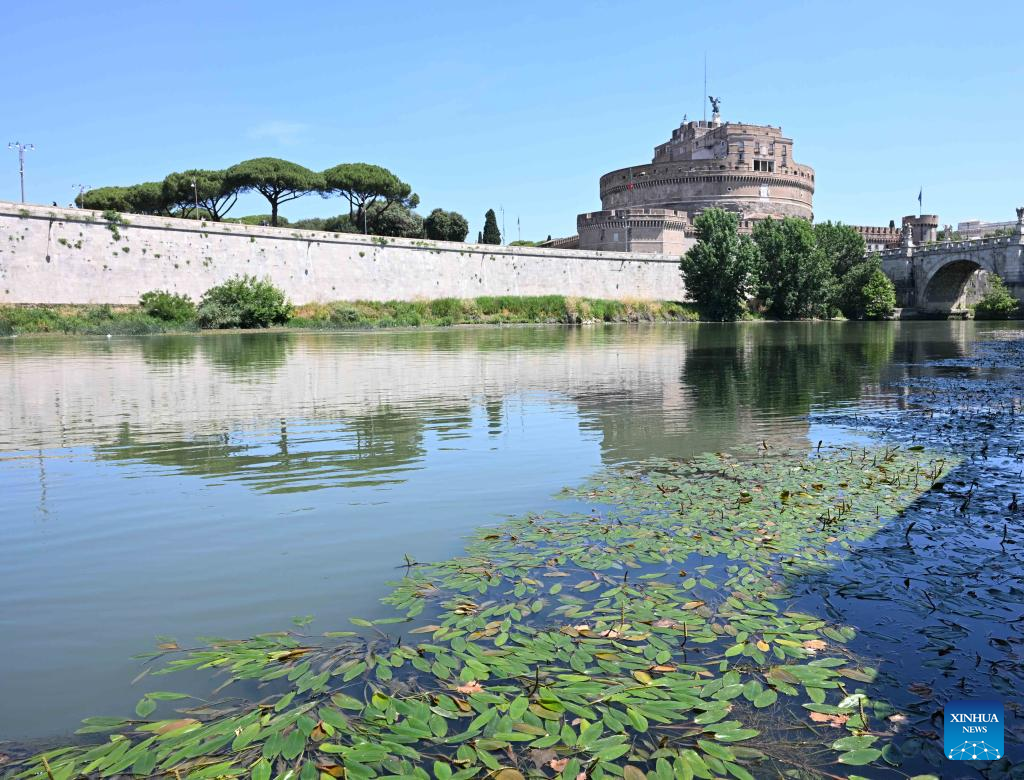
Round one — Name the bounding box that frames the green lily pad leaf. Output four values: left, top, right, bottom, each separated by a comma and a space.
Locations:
752, 689, 777, 708
832, 735, 877, 751
837, 748, 882, 765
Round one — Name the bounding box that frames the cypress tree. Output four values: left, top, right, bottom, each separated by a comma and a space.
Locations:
482, 209, 501, 244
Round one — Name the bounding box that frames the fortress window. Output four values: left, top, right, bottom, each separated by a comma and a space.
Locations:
754, 160, 775, 172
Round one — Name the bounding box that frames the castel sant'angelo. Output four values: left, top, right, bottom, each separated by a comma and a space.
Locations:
546, 98, 921, 255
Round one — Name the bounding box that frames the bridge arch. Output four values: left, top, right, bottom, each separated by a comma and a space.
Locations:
918, 255, 996, 313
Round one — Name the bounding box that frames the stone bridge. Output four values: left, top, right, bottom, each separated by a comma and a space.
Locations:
880, 209, 1024, 314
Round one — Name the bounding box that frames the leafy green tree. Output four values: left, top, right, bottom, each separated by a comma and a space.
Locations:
162, 169, 238, 221
753, 217, 833, 319
224, 158, 322, 226
321, 163, 418, 234
366, 202, 424, 238
225, 214, 291, 226
985, 227, 1018, 238
482, 209, 501, 244
679, 208, 758, 321
126, 182, 172, 215
317, 203, 424, 238
975, 275, 1020, 319
423, 208, 469, 242
290, 217, 328, 231
80, 186, 133, 212
835, 256, 880, 319
814, 221, 866, 280
80, 183, 170, 215
862, 269, 897, 320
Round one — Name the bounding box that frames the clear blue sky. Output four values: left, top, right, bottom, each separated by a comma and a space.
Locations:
2, 0, 1020, 239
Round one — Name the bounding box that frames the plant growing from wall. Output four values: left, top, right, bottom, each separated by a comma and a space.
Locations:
679, 208, 758, 321
102, 210, 128, 241
196, 275, 292, 329
224, 159, 323, 226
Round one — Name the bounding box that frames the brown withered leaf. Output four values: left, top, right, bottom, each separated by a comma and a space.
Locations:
809, 711, 849, 727
154, 718, 200, 735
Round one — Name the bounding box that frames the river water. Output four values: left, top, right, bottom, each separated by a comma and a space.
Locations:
0, 322, 1018, 746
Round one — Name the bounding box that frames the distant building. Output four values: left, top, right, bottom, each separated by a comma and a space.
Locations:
957, 218, 1019, 239
853, 225, 902, 253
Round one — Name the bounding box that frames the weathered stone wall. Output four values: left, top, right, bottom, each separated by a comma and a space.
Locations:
577, 208, 695, 255
0, 202, 687, 305
600, 167, 815, 221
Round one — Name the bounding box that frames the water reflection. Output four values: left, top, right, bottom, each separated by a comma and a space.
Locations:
95, 409, 432, 492
0, 322, 992, 740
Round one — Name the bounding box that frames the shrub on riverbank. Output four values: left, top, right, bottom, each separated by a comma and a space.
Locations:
196, 275, 292, 329
974, 275, 1020, 319
139, 290, 196, 322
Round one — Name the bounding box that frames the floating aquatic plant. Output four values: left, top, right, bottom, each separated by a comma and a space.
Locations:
8, 446, 952, 780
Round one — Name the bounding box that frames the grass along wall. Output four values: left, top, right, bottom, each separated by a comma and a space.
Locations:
0, 202, 686, 306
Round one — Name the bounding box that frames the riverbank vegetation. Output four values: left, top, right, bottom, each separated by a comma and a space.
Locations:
7, 444, 950, 780
973, 275, 1021, 319
0, 286, 699, 336
680, 209, 898, 321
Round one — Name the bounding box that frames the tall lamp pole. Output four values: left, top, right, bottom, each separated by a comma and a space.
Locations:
191, 177, 200, 220
8, 141, 35, 203
73, 184, 89, 208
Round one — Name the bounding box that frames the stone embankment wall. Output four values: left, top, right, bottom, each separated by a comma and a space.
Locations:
0, 202, 686, 305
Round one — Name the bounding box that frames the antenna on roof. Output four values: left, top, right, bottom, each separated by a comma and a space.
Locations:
703, 53, 707, 123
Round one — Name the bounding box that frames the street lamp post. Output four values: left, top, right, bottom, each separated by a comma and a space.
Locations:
191, 177, 200, 220
73, 184, 89, 208
8, 141, 35, 203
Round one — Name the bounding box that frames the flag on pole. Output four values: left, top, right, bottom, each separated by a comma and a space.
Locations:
918, 187, 923, 210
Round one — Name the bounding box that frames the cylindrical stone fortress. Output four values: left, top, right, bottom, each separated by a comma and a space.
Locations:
575, 114, 815, 252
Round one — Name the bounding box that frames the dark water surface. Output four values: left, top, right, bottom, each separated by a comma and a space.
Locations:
0, 322, 1018, 744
